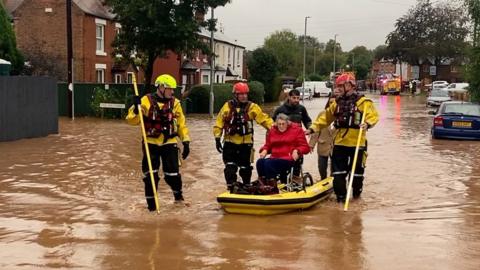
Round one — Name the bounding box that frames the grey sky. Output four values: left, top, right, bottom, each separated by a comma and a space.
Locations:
213, 0, 420, 51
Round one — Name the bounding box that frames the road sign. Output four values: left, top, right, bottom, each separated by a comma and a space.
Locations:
99, 103, 125, 109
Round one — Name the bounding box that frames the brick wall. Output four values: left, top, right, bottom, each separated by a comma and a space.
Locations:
13, 0, 84, 81
82, 15, 117, 83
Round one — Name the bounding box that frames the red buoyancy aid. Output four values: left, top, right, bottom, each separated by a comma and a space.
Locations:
144, 94, 178, 140
223, 100, 253, 136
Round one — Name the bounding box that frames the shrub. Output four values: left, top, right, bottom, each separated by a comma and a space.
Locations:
91, 86, 129, 118
187, 82, 265, 113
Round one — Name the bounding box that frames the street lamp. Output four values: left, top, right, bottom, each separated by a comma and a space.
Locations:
332, 34, 338, 75
303, 16, 310, 90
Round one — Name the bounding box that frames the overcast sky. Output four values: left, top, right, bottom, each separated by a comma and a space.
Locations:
212, 0, 421, 51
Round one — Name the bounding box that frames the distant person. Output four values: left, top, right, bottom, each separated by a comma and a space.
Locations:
213, 82, 273, 191
411, 80, 417, 96
126, 74, 190, 210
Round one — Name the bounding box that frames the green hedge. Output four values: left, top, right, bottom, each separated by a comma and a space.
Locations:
187, 81, 265, 113
58, 83, 147, 117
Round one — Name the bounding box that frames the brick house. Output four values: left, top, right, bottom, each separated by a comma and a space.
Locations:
5, 0, 244, 89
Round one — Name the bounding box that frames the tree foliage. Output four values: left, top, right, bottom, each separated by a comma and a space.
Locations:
346, 46, 373, 80
465, 0, 480, 102
386, 0, 469, 65
107, 0, 230, 88
0, 4, 23, 74
263, 30, 300, 76
247, 48, 278, 101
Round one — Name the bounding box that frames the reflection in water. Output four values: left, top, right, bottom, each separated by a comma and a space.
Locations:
1, 95, 480, 269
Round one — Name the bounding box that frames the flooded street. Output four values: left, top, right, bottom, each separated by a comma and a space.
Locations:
1, 94, 480, 269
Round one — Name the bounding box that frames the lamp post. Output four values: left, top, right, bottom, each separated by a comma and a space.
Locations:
209, 7, 215, 118
303, 16, 310, 90
333, 34, 338, 74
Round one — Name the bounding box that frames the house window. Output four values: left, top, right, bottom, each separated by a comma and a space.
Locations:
96, 24, 105, 55
114, 74, 122, 83
423, 65, 429, 72
216, 75, 219, 83
202, 74, 209, 84
96, 69, 105, 83
127, 72, 133, 84
237, 50, 240, 66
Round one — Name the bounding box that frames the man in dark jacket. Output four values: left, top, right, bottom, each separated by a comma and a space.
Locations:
273, 89, 312, 129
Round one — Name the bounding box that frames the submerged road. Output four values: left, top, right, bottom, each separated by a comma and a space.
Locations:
1, 94, 480, 269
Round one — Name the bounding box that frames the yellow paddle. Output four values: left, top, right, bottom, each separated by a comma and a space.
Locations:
132, 73, 160, 213
344, 103, 367, 211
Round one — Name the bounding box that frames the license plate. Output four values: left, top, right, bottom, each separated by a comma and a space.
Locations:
452, 121, 472, 128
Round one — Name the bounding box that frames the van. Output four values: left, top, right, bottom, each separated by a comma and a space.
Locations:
304, 81, 331, 97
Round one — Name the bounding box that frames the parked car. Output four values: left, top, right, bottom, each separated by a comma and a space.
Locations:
446, 83, 469, 94
304, 81, 331, 97
431, 101, 480, 140
295, 87, 312, 100
429, 80, 449, 91
427, 90, 451, 107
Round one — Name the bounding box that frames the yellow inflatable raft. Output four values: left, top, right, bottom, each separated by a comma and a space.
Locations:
217, 177, 333, 215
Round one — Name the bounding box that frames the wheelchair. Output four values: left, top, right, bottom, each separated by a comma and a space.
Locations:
277, 158, 315, 192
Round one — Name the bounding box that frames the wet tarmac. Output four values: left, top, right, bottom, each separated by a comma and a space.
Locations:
1, 94, 480, 269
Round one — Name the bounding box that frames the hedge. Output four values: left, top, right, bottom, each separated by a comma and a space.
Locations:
187, 81, 265, 113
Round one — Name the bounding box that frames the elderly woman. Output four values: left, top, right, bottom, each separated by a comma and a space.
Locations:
257, 113, 311, 182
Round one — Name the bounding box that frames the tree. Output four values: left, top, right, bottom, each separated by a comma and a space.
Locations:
346, 46, 373, 80
263, 30, 300, 76
247, 48, 278, 101
373, 45, 390, 61
386, 0, 469, 66
465, 0, 480, 47
0, 3, 23, 74
465, 0, 480, 101
107, 0, 230, 88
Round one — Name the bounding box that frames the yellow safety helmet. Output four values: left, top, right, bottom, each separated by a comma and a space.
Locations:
154, 74, 177, 89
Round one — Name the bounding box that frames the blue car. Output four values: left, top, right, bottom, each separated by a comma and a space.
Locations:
431, 101, 480, 140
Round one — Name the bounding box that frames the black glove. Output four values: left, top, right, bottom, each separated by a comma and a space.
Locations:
132, 96, 141, 114
215, 138, 223, 154
182, 142, 190, 160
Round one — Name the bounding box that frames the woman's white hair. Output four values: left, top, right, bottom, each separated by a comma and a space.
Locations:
275, 113, 290, 122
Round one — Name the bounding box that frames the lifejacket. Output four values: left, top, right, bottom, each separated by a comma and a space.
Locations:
333, 93, 364, 129
223, 100, 254, 136
144, 94, 178, 140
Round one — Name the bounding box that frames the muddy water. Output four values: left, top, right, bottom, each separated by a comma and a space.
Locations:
1, 94, 480, 269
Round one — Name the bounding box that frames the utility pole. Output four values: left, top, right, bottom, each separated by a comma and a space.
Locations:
333, 34, 338, 75
209, 8, 215, 118
66, 0, 74, 119
313, 46, 316, 74
303, 16, 310, 89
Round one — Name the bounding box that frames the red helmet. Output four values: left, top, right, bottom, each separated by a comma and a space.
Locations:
335, 73, 356, 87
233, 82, 249, 94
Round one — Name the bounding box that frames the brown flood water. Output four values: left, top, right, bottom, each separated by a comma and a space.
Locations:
1, 94, 480, 269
